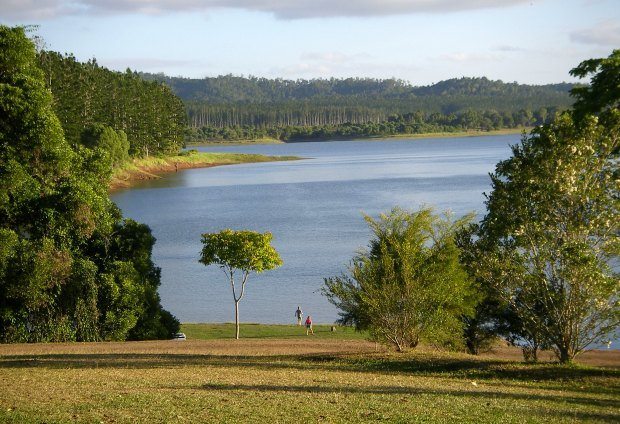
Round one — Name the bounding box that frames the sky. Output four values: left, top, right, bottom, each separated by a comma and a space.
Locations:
1, 0, 618, 85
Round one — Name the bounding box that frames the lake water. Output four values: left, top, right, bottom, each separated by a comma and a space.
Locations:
110, 135, 519, 324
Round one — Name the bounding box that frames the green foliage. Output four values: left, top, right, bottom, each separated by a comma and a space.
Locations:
81, 124, 129, 167
323, 208, 476, 352
0, 25, 178, 343
456, 224, 505, 355
570, 49, 620, 119
38, 51, 186, 157
184, 106, 555, 143
113, 219, 180, 340
200, 229, 283, 273
142, 72, 573, 141
475, 111, 619, 363
199, 230, 282, 339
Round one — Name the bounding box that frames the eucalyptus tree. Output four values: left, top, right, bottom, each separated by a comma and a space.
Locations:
199, 230, 282, 339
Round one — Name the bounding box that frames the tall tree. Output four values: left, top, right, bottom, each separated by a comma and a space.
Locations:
199, 230, 282, 339
476, 112, 619, 363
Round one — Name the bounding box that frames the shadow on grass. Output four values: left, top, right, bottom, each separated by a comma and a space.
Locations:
341, 356, 620, 381
198, 382, 619, 421
1, 352, 618, 384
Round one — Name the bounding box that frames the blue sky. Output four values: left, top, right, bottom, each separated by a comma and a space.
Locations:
1, 0, 618, 84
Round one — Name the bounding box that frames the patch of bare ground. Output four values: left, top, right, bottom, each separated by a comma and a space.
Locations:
0, 339, 617, 367
0, 338, 378, 357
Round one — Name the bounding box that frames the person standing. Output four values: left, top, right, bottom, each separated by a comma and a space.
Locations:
295, 306, 303, 326
305, 315, 314, 335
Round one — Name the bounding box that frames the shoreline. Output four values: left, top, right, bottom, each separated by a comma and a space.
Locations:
111, 128, 528, 191
109, 151, 299, 191
187, 127, 530, 146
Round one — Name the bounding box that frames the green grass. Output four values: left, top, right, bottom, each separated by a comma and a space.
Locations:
181, 322, 368, 340
0, 338, 617, 423
110, 150, 299, 189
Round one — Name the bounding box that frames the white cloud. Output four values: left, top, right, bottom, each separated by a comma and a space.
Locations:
570, 20, 620, 46
0, 0, 532, 21
0, 0, 79, 20
439, 52, 503, 63
265, 50, 420, 80
300, 51, 372, 63
493, 45, 525, 52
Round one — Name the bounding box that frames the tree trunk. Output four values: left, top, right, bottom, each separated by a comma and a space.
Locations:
235, 300, 240, 340
557, 345, 573, 364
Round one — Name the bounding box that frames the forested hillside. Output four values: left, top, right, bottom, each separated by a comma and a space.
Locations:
141, 73, 575, 135
39, 52, 186, 156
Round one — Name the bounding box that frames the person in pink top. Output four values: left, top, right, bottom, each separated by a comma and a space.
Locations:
305, 315, 314, 335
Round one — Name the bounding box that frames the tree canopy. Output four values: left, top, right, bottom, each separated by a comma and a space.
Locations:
200, 230, 282, 339
0, 25, 179, 342
38, 51, 186, 157
471, 110, 619, 363
570, 49, 620, 119
323, 208, 476, 351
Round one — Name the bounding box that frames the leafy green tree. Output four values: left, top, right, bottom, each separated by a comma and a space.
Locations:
570, 50, 620, 119
323, 208, 476, 352
80, 124, 130, 167
0, 25, 178, 343
476, 112, 619, 363
456, 224, 505, 355
199, 230, 282, 339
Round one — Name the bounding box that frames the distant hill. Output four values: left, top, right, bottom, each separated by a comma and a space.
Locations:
139, 73, 577, 134
140, 73, 574, 104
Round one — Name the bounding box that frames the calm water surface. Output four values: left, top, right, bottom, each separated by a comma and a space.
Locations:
111, 135, 518, 324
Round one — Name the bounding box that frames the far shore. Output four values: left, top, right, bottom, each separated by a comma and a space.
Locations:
111, 128, 529, 191
109, 151, 300, 191
187, 127, 530, 146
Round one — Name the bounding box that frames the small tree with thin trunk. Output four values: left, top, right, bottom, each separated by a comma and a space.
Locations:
199, 230, 282, 339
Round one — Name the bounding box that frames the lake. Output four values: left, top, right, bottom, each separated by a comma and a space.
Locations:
110, 135, 519, 324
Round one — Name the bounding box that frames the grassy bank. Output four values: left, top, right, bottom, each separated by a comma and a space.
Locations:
181, 322, 367, 340
0, 324, 617, 423
109, 150, 299, 190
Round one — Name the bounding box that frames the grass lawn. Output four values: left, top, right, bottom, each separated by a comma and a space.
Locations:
0, 324, 618, 423
180, 322, 367, 340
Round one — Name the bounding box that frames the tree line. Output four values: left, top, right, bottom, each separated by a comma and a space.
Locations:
38, 51, 186, 157
0, 26, 180, 343
141, 72, 575, 141
184, 107, 560, 142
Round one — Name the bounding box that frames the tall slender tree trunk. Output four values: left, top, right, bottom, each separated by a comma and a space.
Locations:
235, 300, 240, 340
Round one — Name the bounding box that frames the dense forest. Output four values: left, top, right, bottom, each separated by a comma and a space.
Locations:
39, 52, 186, 156
140, 73, 576, 141
0, 26, 180, 342
184, 108, 561, 142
